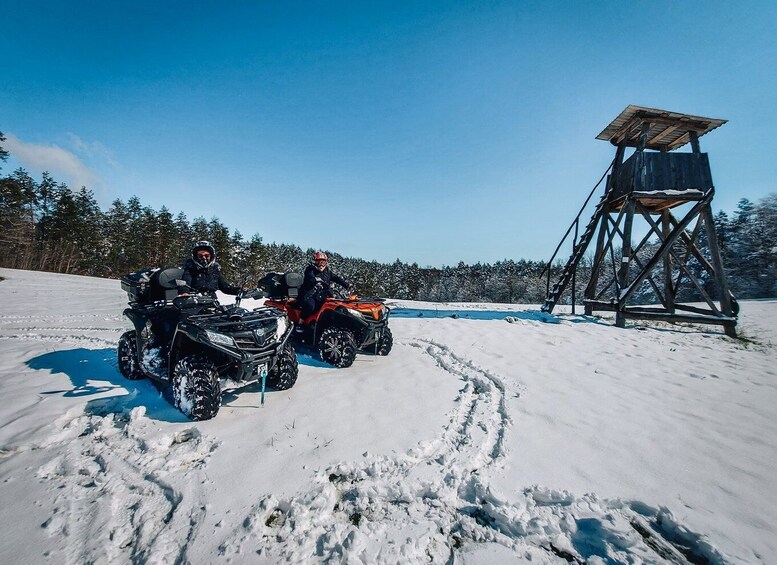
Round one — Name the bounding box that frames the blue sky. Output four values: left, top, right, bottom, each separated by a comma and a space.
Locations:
2, 1, 776, 267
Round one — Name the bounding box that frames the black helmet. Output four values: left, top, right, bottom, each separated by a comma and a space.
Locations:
192, 240, 216, 268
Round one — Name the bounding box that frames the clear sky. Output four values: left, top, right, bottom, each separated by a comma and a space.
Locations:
2, 1, 776, 267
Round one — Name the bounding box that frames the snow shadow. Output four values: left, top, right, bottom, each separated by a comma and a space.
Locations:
391, 307, 622, 327
391, 307, 562, 323
295, 351, 332, 368
26, 348, 188, 423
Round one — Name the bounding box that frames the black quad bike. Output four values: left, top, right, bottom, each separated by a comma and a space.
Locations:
259, 272, 393, 368
118, 267, 298, 420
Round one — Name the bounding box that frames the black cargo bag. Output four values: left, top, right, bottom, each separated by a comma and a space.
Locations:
121, 267, 184, 304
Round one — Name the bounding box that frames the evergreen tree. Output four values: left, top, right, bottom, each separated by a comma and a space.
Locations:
0, 169, 37, 268
104, 199, 131, 275
243, 234, 268, 277
152, 206, 175, 267
227, 229, 251, 283
73, 187, 105, 274
173, 212, 194, 264
44, 183, 82, 272
35, 172, 59, 248
727, 199, 760, 297
123, 197, 147, 270
190, 217, 209, 246
207, 218, 232, 273
0, 131, 9, 167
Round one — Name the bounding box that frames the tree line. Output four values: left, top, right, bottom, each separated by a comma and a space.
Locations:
1, 133, 775, 303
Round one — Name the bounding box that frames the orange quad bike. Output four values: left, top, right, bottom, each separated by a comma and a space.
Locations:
258, 272, 393, 368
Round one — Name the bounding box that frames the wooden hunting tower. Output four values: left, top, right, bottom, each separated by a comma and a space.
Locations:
541, 105, 738, 337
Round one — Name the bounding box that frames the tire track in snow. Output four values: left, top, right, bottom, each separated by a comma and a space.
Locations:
218, 338, 509, 562
10, 326, 124, 332
220, 338, 728, 564
0, 314, 126, 347
0, 333, 118, 348
34, 405, 217, 565
0, 314, 124, 322
415, 339, 512, 473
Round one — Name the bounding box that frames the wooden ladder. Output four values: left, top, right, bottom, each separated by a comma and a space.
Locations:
541, 193, 609, 313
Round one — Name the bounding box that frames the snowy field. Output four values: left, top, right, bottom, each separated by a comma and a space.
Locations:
1, 267, 775, 564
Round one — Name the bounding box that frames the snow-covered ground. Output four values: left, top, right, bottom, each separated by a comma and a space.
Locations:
1, 267, 775, 564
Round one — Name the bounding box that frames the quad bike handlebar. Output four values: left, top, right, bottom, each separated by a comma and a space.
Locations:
327, 285, 358, 301
172, 294, 218, 310
173, 287, 266, 312
239, 287, 266, 301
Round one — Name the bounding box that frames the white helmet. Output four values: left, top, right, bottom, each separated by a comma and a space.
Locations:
192, 240, 216, 268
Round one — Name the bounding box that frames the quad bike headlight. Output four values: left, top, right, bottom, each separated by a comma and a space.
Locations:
368, 306, 382, 320
346, 308, 366, 320
275, 316, 288, 340
206, 330, 236, 347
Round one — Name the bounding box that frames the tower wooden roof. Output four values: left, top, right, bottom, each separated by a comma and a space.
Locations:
596, 105, 727, 151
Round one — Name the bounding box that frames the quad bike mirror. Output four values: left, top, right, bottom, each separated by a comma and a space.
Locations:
233, 286, 265, 309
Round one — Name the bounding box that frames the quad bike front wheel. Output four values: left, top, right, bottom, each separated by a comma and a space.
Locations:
118, 330, 144, 380
318, 327, 357, 368
267, 342, 299, 390
377, 327, 393, 356
172, 355, 221, 421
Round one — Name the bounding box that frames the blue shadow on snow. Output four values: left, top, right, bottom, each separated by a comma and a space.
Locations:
26, 348, 188, 423
295, 352, 332, 368
391, 307, 562, 323
389, 307, 619, 326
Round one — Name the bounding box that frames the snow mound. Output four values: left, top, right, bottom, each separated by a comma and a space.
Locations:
35, 406, 218, 564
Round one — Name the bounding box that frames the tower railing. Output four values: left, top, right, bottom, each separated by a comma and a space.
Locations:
539, 157, 614, 312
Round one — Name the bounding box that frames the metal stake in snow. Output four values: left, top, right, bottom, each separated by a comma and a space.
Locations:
260, 366, 268, 405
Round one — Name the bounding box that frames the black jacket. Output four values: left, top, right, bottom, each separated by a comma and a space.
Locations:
298, 264, 349, 300
180, 259, 241, 297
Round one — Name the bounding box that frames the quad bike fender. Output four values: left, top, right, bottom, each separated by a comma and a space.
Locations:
267, 327, 293, 375
314, 308, 368, 342
123, 308, 148, 334
264, 299, 302, 325
123, 308, 150, 358
168, 327, 200, 379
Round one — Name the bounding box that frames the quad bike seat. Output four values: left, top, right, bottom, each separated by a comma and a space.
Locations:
150, 267, 185, 301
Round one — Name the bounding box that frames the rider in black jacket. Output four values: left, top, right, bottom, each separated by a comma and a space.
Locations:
180, 241, 242, 299
297, 251, 350, 322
